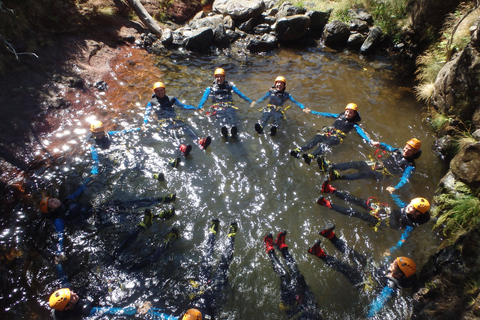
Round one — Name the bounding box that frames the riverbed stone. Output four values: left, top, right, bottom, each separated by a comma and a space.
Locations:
275, 15, 311, 41
213, 0, 265, 23
189, 14, 224, 30
184, 27, 214, 52
360, 26, 383, 54
276, 2, 307, 18
323, 20, 350, 48
450, 142, 480, 186
247, 33, 278, 52
350, 19, 369, 32
160, 28, 173, 46
306, 10, 330, 38
347, 32, 366, 48
349, 8, 373, 25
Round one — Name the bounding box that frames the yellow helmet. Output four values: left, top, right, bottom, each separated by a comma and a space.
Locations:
39, 197, 50, 214
49, 288, 71, 311
90, 120, 104, 133
275, 76, 286, 84
182, 308, 202, 320
214, 68, 225, 76
397, 257, 416, 278
153, 82, 166, 90
407, 138, 421, 150
345, 103, 358, 111
410, 197, 430, 214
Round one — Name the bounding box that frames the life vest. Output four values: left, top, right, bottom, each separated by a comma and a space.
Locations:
149, 94, 177, 119
267, 88, 290, 106
331, 112, 361, 133
382, 149, 415, 175
210, 81, 233, 103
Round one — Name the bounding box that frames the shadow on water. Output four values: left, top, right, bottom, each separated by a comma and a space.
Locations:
1, 45, 447, 319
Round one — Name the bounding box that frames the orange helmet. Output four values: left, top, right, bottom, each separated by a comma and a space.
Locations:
410, 197, 430, 214
345, 103, 358, 111
407, 138, 421, 150
182, 308, 202, 320
40, 197, 50, 214
90, 121, 104, 133
153, 82, 165, 90
397, 257, 416, 278
49, 288, 71, 311
275, 76, 286, 84
214, 68, 225, 76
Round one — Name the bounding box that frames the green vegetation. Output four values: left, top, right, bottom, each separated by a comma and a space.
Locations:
433, 184, 480, 239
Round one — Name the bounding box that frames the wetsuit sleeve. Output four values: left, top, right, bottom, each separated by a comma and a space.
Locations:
66, 178, 91, 200
286, 93, 305, 109
354, 124, 372, 144
54, 218, 66, 256
379, 142, 397, 152
197, 87, 211, 109
256, 92, 270, 104
89, 306, 137, 316
393, 166, 415, 190
55, 262, 70, 288
148, 309, 179, 319
108, 128, 141, 136
90, 146, 99, 175
232, 85, 253, 103
389, 226, 414, 254
171, 97, 196, 110
367, 286, 396, 318
390, 193, 407, 208
144, 102, 153, 124
310, 111, 339, 118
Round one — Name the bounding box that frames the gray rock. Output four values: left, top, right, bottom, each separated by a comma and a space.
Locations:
264, 0, 281, 10
189, 14, 224, 30
213, 0, 265, 22
184, 27, 214, 52
253, 24, 272, 34
224, 15, 235, 30
160, 28, 173, 46
360, 26, 382, 54
349, 19, 369, 32
275, 15, 311, 41
323, 20, 350, 48
214, 23, 231, 47
450, 142, 480, 186
349, 8, 373, 25
247, 33, 278, 52
306, 10, 330, 37
276, 2, 307, 18
347, 32, 366, 48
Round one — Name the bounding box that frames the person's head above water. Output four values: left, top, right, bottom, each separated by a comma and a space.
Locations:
214, 68, 226, 85
182, 308, 202, 320
344, 103, 358, 119
405, 197, 430, 218
39, 197, 62, 214
274, 76, 286, 91
403, 138, 421, 158
389, 257, 416, 279
90, 120, 106, 139
153, 81, 166, 97
49, 288, 79, 311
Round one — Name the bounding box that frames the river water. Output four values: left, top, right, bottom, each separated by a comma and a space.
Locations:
2, 45, 445, 319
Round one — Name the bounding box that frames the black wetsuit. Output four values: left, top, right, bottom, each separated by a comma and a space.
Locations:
187, 229, 236, 319
301, 112, 366, 156
267, 247, 322, 319
52, 298, 94, 320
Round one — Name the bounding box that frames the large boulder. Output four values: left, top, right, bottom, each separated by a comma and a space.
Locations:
213, 0, 265, 23
450, 142, 480, 187
306, 10, 330, 38
276, 2, 306, 19
360, 26, 382, 54
323, 20, 350, 48
184, 27, 214, 52
189, 14, 224, 30
247, 33, 278, 52
275, 15, 311, 41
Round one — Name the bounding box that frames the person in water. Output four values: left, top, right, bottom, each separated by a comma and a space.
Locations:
197, 67, 254, 139
319, 138, 422, 193
290, 103, 372, 165
308, 226, 417, 318
143, 81, 212, 168
253, 76, 310, 136
263, 231, 322, 319
181, 219, 238, 320
317, 184, 430, 231
39, 180, 176, 262
85, 120, 163, 179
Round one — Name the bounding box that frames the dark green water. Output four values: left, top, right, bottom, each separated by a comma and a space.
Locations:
1, 46, 445, 319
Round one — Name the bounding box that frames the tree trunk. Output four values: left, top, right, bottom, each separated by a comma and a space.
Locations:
126, 0, 163, 37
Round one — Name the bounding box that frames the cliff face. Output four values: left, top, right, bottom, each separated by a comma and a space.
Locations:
407, 1, 480, 319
